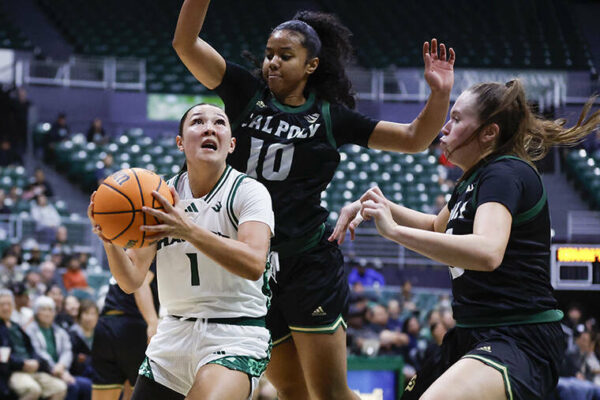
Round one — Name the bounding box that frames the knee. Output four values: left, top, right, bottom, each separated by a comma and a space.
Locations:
24, 381, 43, 398
275, 383, 309, 400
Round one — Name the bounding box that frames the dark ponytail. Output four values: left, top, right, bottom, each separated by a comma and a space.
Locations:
273, 11, 356, 109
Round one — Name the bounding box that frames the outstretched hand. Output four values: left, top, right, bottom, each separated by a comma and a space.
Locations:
423, 38, 455, 94
141, 187, 194, 242
328, 201, 363, 245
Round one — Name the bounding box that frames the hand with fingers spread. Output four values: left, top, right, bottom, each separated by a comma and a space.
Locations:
423, 38, 455, 94
328, 200, 363, 245
87, 191, 112, 244
360, 187, 397, 240
141, 186, 194, 242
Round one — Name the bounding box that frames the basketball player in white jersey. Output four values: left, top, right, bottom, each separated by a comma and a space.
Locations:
87, 103, 274, 400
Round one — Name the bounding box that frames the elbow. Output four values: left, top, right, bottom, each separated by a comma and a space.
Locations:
247, 263, 265, 281
118, 280, 143, 295
172, 37, 192, 54
483, 252, 504, 272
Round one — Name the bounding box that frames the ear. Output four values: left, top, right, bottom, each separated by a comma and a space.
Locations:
306, 57, 319, 75
176, 135, 184, 152
228, 137, 236, 154
481, 123, 499, 145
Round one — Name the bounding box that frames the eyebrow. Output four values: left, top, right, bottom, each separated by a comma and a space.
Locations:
190, 112, 227, 119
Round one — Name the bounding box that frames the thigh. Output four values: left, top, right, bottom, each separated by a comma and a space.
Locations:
131, 376, 184, 400
35, 372, 68, 398
187, 363, 250, 400
9, 372, 40, 396
265, 339, 309, 400
420, 358, 506, 400
291, 326, 358, 400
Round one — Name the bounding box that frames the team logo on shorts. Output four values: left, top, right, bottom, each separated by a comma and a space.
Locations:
405, 374, 417, 391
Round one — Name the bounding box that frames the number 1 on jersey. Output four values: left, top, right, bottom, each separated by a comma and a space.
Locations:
186, 253, 200, 286
246, 137, 294, 181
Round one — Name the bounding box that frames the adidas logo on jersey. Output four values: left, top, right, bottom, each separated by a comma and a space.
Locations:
311, 306, 327, 317
185, 203, 199, 213
476, 345, 492, 353
304, 113, 320, 124
256, 100, 266, 108
211, 201, 222, 212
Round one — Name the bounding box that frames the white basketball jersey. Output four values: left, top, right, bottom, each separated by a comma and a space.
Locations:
156, 166, 274, 318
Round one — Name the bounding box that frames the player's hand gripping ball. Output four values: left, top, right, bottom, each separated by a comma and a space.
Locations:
91, 168, 174, 248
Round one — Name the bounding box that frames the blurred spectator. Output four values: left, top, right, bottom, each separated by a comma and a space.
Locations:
22, 239, 43, 270
7, 244, 23, 265
0, 138, 23, 167
555, 330, 600, 399
46, 286, 71, 331
95, 153, 115, 185
400, 315, 423, 374
366, 304, 409, 356
439, 308, 455, 330
68, 300, 98, 378
0, 252, 24, 287
45, 113, 70, 159
59, 296, 80, 331
9, 282, 33, 328
51, 226, 72, 258
24, 271, 45, 302
31, 194, 62, 243
40, 261, 63, 292
347, 259, 385, 287
7, 186, 21, 206
62, 257, 88, 292
401, 280, 417, 313
0, 288, 67, 400
0, 189, 11, 214
86, 118, 108, 145
426, 194, 446, 215
386, 299, 403, 331
23, 168, 54, 200
26, 296, 92, 400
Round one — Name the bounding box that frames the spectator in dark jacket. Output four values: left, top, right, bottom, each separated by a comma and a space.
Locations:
0, 288, 67, 400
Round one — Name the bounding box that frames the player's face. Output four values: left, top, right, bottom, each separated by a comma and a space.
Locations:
263, 30, 315, 98
177, 105, 235, 165
439, 91, 482, 170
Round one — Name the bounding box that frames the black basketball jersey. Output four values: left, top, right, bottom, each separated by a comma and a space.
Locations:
101, 263, 159, 318
214, 62, 378, 245
445, 156, 561, 326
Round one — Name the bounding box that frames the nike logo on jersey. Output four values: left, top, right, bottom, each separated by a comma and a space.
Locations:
311, 306, 327, 317
211, 201, 222, 212
185, 203, 199, 213
241, 113, 321, 139
304, 113, 320, 124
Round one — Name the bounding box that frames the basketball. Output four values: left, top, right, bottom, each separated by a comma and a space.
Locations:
92, 168, 174, 248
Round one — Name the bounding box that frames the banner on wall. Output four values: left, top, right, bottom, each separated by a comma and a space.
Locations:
147, 94, 224, 121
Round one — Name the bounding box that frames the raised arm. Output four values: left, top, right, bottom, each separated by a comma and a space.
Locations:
141, 188, 271, 281
368, 39, 455, 153
172, 0, 226, 89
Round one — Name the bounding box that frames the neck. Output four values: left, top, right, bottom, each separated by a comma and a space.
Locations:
81, 325, 93, 336
38, 321, 51, 329
186, 162, 227, 198
275, 81, 308, 106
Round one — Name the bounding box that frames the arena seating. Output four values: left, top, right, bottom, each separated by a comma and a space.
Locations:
565, 148, 600, 210
37, 123, 186, 193
34, 0, 593, 94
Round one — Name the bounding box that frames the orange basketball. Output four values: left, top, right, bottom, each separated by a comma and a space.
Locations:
92, 168, 174, 248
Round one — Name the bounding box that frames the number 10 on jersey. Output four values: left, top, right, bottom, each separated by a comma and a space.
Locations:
246, 137, 294, 181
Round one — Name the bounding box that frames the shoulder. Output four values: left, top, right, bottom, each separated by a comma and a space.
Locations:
479, 157, 537, 183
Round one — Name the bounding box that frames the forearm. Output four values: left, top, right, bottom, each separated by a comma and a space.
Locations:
103, 244, 147, 293
186, 225, 267, 280
387, 200, 436, 231
172, 0, 210, 50
407, 90, 451, 152
386, 226, 501, 271
134, 278, 158, 327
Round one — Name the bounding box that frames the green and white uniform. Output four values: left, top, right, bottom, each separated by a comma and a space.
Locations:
142, 166, 274, 398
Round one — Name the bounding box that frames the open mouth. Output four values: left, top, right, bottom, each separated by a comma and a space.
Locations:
201, 141, 217, 151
